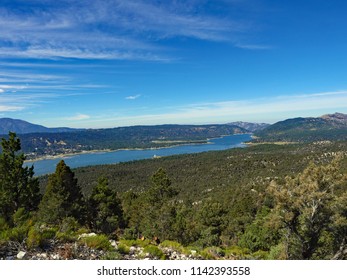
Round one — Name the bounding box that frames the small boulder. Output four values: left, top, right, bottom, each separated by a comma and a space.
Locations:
17, 251, 26, 259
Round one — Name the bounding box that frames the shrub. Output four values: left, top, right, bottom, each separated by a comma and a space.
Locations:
143, 245, 165, 260
1, 224, 29, 242
12, 208, 29, 226
160, 240, 187, 254
122, 228, 137, 240
26, 226, 57, 249
59, 217, 80, 233
252, 250, 269, 260
267, 243, 287, 260
200, 246, 225, 260
117, 243, 130, 254
0, 217, 9, 231
55, 231, 77, 243
224, 246, 251, 260
26, 226, 43, 249
80, 234, 112, 251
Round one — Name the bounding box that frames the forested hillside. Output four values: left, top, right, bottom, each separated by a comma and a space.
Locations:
1, 124, 247, 159
253, 113, 347, 143
1, 132, 347, 260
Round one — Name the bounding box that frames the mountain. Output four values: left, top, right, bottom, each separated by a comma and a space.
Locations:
0, 118, 79, 135
253, 112, 347, 143
227, 121, 269, 132
320, 112, 347, 125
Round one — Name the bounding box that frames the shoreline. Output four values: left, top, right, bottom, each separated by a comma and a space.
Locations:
24, 141, 212, 163
24, 133, 252, 163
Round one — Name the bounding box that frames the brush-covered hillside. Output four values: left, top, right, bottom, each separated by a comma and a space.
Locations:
253, 113, 347, 143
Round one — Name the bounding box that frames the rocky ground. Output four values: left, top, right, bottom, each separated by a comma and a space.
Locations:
0, 234, 201, 260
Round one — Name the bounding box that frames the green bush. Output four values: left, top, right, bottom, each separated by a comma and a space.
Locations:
143, 245, 165, 260
59, 217, 80, 233
0, 217, 9, 231
26, 226, 57, 249
252, 250, 269, 260
224, 246, 251, 260
267, 243, 287, 260
160, 240, 187, 254
0, 224, 29, 242
200, 247, 225, 260
26, 226, 43, 249
122, 228, 137, 240
12, 208, 29, 226
55, 231, 77, 242
80, 234, 112, 251
117, 243, 130, 254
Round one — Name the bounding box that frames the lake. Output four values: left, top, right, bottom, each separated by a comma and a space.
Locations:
25, 133, 252, 176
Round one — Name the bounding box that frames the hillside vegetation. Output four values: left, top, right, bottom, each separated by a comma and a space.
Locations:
1, 124, 247, 159
254, 113, 347, 143
1, 132, 347, 260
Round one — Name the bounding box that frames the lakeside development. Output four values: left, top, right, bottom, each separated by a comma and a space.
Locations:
24, 139, 212, 162
25, 134, 252, 176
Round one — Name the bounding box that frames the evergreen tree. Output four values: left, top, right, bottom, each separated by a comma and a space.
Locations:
147, 167, 177, 205
38, 160, 85, 224
88, 176, 124, 234
140, 168, 178, 239
268, 158, 347, 259
0, 132, 40, 225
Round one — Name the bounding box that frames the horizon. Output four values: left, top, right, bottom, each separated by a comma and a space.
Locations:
1, 1, 347, 128
1, 111, 345, 130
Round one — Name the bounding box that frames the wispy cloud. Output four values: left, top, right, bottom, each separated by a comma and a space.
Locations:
234, 43, 273, 50
0, 105, 23, 112
125, 94, 141, 100
0, 0, 260, 60
64, 113, 91, 121
81, 90, 347, 127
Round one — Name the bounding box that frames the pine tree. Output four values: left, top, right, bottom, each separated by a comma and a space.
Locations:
0, 132, 40, 225
38, 160, 85, 224
268, 157, 347, 259
140, 168, 178, 239
88, 176, 124, 234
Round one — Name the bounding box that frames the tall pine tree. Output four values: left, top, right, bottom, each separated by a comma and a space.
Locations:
88, 176, 124, 234
0, 132, 40, 225
38, 160, 85, 224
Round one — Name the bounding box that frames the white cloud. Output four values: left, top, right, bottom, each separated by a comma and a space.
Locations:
0, 0, 258, 60
125, 94, 141, 100
0, 89, 4, 93
0, 105, 23, 112
64, 114, 91, 121
84, 90, 347, 127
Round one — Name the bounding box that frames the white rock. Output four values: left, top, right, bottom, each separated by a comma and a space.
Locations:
110, 240, 117, 248
129, 246, 136, 252
17, 251, 26, 259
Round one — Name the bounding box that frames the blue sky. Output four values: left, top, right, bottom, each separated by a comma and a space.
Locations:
1, 0, 347, 128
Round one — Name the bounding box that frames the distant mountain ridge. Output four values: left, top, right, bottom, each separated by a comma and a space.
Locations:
0, 118, 79, 135
253, 112, 347, 143
320, 112, 347, 125
227, 121, 269, 132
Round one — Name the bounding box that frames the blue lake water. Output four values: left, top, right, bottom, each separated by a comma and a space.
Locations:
25, 134, 252, 176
